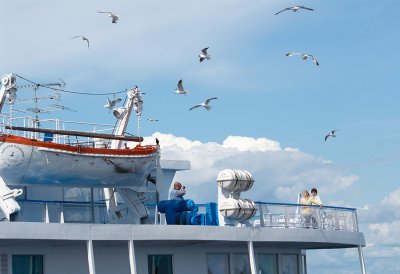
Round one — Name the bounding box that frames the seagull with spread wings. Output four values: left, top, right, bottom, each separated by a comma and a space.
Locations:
147, 118, 159, 122
175, 79, 190, 95
199, 47, 211, 62
189, 97, 218, 111
286, 52, 320, 66
97, 11, 119, 23
104, 98, 122, 111
325, 130, 338, 141
275, 6, 313, 15
69, 36, 90, 48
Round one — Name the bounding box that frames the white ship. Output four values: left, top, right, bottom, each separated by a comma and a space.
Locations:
0, 73, 366, 274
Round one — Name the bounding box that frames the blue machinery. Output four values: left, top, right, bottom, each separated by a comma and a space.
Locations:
157, 200, 219, 226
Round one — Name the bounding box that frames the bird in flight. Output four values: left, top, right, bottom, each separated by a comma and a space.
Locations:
325, 130, 338, 141
104, 98, 122, 110
286, 52, 319, 66
69, 36, 90, 49
147, 118, 159, 122
275, 6, 313, 15
199, 47, 211, 62
189, 97, 218, 111
97, 11, 119, 23
175, 79, 190, 95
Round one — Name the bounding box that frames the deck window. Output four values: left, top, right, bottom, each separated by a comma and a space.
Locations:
63, 187, 94, 223
12, 255, 43, 274
148, 254, 173, 274
258, 254, 278, 274
233, 253, 251, 274
281, 254, 299, 274
206, 253, 230, 274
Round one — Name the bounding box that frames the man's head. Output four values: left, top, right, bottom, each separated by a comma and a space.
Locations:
302, 190, 309, 198
311, 188, 318, 196
173, 182, 182, 190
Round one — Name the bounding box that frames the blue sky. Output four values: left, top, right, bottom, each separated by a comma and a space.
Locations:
1, 0, 400, 273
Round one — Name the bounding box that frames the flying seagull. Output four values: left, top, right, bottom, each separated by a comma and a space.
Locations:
97, 11, 119, 23
275, 6, 313, 15
199, 47, 211, 62
69, 36, 90, 48
286, 52, 319, 66
147, 118, 159, 122
325, 130, 338, 141
175, 79, 190, 95
189, 97, 218, 111
104, 98, 122, 110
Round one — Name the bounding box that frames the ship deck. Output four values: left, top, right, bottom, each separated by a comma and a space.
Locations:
0, 222, 365, 249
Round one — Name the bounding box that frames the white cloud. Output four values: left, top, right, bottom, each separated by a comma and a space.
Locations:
222, 136, 281, 152
382, 188, 400, 207
364, 213, 400, 247
142, 133, 360, 204
354, 188, 400, 272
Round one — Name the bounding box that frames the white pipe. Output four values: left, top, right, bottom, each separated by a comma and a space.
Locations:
128, 240, 137, 274
358, 246, 366, 274
44, 203, 49, 223
87, 240, 96, 274
247, 241, 257, 274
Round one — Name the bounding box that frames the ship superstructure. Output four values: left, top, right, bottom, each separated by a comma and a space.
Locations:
0, 74, 366, 274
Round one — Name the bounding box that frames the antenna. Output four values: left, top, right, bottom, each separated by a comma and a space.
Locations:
15, 79, 65, 90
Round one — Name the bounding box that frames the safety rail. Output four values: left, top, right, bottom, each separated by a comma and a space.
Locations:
9, 199, 359, 232
251, 202, 359, 232
1, 115, 116, 147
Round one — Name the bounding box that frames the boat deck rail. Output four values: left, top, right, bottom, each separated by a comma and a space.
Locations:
251, 201, 359, 232
1, 115, 118, 147
10, 199, 359, 232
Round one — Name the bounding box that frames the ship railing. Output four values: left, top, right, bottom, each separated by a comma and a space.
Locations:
12, 200, 162, 224
1, 115, 116, 147
12, 199, 109, 224
10, 199, 359, 233
251, 202, 359, 232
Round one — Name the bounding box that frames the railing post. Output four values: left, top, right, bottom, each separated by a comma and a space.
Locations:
60, 204, 64, 223
258, 203, 265, 227
284, 206, 289, 228
316, 206, 321, 229
353, 210, 359, 232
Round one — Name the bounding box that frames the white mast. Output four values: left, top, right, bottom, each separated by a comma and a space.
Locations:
105, 86, 148, 223
0, 74, 17, 113
110, 86, 143, 149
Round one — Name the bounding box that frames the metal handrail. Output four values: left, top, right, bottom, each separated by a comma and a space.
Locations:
12, 199, 359, 232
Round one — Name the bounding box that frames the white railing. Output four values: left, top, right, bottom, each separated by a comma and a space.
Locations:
251, 202, 359, 232
10, 200, 359, 233
1, 115, 116, 147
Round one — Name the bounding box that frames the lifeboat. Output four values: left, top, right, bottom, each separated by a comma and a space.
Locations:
0, 133, 159, 187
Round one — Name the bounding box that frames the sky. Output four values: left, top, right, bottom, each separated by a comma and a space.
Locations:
1, 0, 400, 273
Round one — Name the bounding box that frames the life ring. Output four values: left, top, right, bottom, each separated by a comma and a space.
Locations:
2, 77, 9, 85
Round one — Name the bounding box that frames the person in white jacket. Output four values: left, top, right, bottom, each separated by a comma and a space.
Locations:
169, 182, 186, 200
310, 188, 323, 228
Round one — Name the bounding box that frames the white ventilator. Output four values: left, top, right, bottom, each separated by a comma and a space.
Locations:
217, 169, 257, 226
